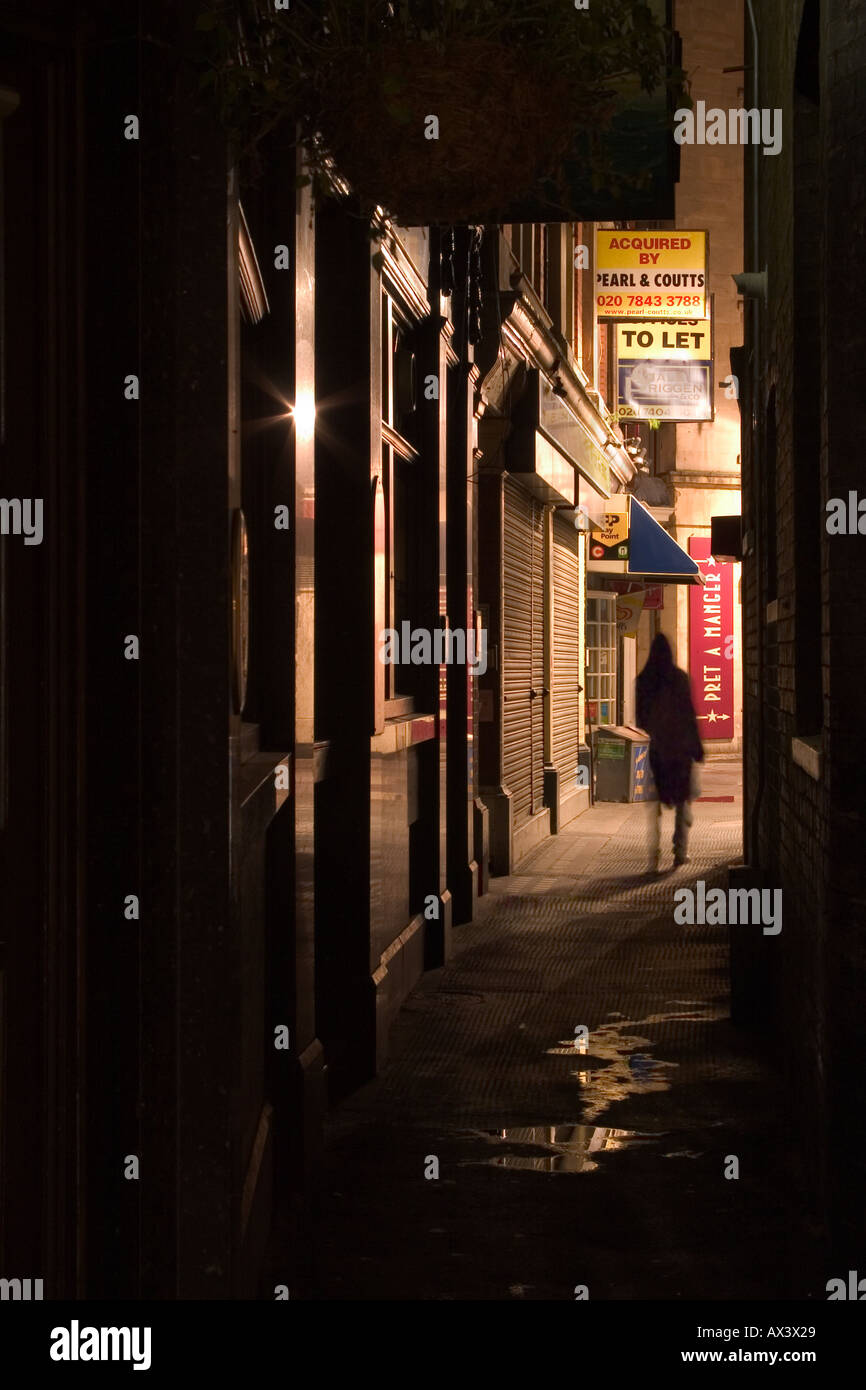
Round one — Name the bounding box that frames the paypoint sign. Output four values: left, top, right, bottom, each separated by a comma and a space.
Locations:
589, 502, 629, 561
595, 230, 708, 320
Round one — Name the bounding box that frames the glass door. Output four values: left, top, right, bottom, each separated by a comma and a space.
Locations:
585, 593, 617, 726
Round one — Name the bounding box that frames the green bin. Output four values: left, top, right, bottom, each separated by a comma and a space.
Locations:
593, 726, 657, 803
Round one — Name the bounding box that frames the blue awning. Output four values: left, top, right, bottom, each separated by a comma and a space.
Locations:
626, 497, 703, 585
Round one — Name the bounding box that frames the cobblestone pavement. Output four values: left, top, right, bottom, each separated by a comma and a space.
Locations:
303, 761, 826, 1301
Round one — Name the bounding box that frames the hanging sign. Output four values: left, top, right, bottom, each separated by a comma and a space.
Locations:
608, 580, 664, 609
688, 537, 734, 739
615, 316, 713, 421
615, 590, 645, 638
588, 502, 629, 562
595, 230, 708, 320
538, 378, 611, 497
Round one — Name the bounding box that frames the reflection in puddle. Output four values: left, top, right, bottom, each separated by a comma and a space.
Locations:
478, 1124, 655, 1173
544, 1002, 724, 1122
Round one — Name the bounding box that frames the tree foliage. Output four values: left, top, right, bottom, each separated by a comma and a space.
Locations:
196, 0, 687, 218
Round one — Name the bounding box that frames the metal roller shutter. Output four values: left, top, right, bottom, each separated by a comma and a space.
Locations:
503, 477, 544, 825
552, 512, 581, 778
531, 501, 544, 808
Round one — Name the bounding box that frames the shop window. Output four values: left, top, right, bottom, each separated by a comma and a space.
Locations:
533, 223, 547, 304
393, 226, 429, 289
238, 201, 271, 732
585, 593, 617, 726
381, 289, 422, 704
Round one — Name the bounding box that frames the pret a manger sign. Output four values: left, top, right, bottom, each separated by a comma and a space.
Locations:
688, 537, 734, 739
595, 230, 708, 320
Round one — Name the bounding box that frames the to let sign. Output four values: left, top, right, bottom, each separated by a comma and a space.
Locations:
688, 537, 734, 739
615, 315, 713, 422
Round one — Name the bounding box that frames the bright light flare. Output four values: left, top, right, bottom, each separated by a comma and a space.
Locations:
288, 392, 316, 444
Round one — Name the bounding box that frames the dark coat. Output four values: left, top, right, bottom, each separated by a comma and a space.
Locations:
636, 663, 704, 807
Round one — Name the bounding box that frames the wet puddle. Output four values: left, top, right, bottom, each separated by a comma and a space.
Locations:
472, 1124, 656, 1173
460, 1002, 722, 1174
544, 1001, 724, 1122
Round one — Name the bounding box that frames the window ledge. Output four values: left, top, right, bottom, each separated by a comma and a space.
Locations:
791, 734, 823, 781
384, 696, 416, 721
372, 712, 436, 754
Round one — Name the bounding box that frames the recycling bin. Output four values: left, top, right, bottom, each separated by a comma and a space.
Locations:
577, 743, 592, 797
593, 726, 657, 803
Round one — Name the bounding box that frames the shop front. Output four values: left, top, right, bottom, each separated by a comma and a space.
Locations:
478, 369, 613, 870
585, 496, 704, 800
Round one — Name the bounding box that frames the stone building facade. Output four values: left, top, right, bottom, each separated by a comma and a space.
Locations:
663, 0, 745, 754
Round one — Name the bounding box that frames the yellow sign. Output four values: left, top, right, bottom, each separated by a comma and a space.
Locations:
615, 591, 645, 638
615, 316, 711, 361
595, 230, 708, 320
589, 501, 629, 562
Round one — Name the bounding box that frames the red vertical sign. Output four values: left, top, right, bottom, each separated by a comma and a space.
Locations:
688, 537, 734, 739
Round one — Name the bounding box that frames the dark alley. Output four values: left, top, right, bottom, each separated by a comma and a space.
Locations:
1, 0, 865, 1362
295, 761, 823, 1300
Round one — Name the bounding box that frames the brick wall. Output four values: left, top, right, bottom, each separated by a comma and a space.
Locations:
742, 0, 866, 1262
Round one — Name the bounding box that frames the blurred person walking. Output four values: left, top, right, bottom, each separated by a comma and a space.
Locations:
636, 633, 704, 872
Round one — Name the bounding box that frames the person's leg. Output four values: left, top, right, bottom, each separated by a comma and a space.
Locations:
673, 799, 693, 862
647, 798, 662, 872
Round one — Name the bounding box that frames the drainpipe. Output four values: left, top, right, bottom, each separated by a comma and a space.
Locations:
744, 0, 764, 869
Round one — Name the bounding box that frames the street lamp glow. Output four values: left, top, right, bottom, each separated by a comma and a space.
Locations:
288, 393, 316, 444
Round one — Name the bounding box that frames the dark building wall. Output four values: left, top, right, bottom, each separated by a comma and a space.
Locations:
313, 207, 455, 1098
82, 5, 241, 1297
445, 263, 483, 921
0, 3, 84, 1297
741, 0, 827, 1213
0, 0, 322, 1298
819, 0, 866, 1262
741, 0, 866, 1261
313, 203, 378, 1100
233, 146, 325, 1295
